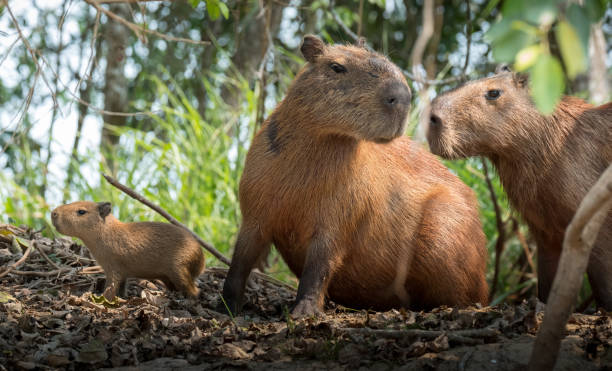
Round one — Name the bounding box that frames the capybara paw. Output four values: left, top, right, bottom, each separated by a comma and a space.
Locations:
291, 299, 323, 318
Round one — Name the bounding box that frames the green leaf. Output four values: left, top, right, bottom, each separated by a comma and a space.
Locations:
490, 29, 533, 63
206, 0, 221, 20
556, 20, 588, 79
0, 291, 16, 303
566, 4, 590, 49
218, 2, 229, 19
514, 45, 542, 71
530, 54, 565, 114
189, 0, 202, 7
584, 0, 606, 21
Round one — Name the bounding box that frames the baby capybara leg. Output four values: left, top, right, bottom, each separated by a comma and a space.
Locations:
103, 270, 125, 301
292, 236, 338, 317
171, 268, 200, 297
222, 224, 270, 315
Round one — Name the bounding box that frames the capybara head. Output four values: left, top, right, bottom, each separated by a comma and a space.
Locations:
284, 35, 411, 142
51, 201, 112, 238
427, 69, 541, 159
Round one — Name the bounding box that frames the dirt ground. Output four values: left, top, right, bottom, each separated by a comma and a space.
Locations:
1, 224, 611, 370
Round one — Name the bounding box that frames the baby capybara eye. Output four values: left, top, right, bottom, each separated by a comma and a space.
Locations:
485, 89, 501, 100
77, 210, 87, 215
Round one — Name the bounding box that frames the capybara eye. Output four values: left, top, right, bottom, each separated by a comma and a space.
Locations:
330, 63, 347, 73
368, 72, 379, 79
485, 89, 501, 100
77, 210, 87, 215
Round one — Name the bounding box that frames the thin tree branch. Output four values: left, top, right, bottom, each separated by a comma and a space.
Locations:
529, 164, 612, 371
84, 0, 210, 45
0, 243, 33, 278
482, 158, 506, 302
462, 0, 472, 75
102, 173, 231, 266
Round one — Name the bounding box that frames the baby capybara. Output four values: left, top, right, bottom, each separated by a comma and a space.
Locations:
222, 35, 488, 316
52, 201, 205, 300
428, 69, 612, 309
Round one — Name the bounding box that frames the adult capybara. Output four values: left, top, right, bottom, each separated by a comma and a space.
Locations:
222, 35, 488, 317
52, 201, 205, 300
427, 69, 612, 309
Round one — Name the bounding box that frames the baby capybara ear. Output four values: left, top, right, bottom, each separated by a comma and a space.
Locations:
495, 64, 512, 74
97, 202, 112, 220
301, 35, 326, 63
356, 37, 367, 49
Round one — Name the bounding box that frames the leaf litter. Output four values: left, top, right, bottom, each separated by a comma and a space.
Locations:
0, 224, 611, 370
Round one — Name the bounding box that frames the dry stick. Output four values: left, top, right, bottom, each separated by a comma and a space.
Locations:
482, 158, 506, 302
339, 327, 498, 344
528, 164, 612, 371
33, 242, 61, 270
207, 267, 296, 292
0, 243, 33, 278
10, 268, 72, 277
102, 173, 231, 266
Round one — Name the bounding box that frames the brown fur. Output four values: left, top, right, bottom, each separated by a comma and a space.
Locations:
51, 201, 205, 300
222, 35, 488, 316
428, 71, 612, 308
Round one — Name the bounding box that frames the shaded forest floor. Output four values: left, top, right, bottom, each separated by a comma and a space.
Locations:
1, 225, 611, 370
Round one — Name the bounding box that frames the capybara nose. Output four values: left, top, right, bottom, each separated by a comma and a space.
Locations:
430, 113, 443, 128
383, 82, 411, 108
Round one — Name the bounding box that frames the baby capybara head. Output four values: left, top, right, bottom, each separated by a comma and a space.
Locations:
51, 201, 112, 238
427, 68, 539, 159
285, 35, 411, 142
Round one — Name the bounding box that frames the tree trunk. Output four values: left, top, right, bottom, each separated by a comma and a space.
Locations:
101, 3, 130, 175
588, 21, 609, 105
220, 2, 285, 109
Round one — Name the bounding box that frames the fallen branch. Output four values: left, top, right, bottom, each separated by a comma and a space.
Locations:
338, 327, 498, 345
0, 242, 33, 278
33, 241, 61, 270
9, 268, 72, 277
102, 173, 231, 266
529, 164, 612, 371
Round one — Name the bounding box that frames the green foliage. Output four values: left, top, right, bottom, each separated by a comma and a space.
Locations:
486, 0, 606, 113
189, 0, 229, 20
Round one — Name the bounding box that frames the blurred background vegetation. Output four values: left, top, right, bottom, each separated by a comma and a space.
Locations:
0, 0, 609, 306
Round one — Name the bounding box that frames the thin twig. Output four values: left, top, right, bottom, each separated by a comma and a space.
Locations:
0, 243, 33, 278
462, 0, 472, 75
482, 157, 506, 302
102, 173, 231, 266
338, 327, 498, 344
33, 242, 61, 270
9, 268, 72, 277
85, 0, 210, 45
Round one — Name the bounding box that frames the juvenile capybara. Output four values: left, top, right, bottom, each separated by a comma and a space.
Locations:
51, 201, 205, 300
427, 69, 612, 309
222, 35, 488, 316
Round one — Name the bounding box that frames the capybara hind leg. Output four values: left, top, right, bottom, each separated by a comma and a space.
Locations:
588, 242, 612, 310
222, 224, 270, 315
292, 236, 337, 317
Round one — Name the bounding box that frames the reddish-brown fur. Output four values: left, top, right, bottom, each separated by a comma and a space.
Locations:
51, 201, 205, 300
428, 70, 612, 308
222, 35, 488, 316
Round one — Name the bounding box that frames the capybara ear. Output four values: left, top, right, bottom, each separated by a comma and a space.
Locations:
495, 64, 512, 74
512, 72, 528, 88
97, 202, 112, 220
356, 37, 367, 49
301, 35, 326, 63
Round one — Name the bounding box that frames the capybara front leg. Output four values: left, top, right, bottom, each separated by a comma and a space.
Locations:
587, 243, 612, 311
102, 270, 124, 301
222, 224, 269, 316
292, 236, 336, 317
536, 245, 561, 304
